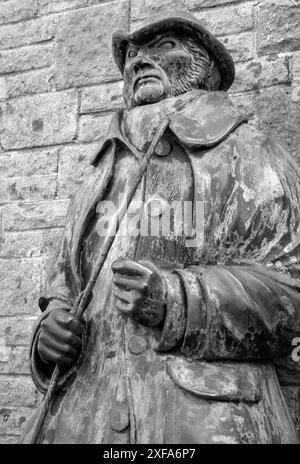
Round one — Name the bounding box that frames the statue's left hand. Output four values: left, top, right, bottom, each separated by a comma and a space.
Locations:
111, 259, 166, 327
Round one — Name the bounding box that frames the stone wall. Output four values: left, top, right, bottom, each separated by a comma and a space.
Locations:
0, 0, 299, 443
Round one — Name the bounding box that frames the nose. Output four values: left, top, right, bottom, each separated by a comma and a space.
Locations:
132, 57, 154, 74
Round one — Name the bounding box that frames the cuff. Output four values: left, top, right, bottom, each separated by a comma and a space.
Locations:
175, 267, 207, 359
155, 271, 187, 352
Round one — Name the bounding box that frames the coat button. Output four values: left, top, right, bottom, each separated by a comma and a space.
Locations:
109, 403, 130, 433
146, 194, 169, 218
155, 139, 172, 157
128, 335, 147, 355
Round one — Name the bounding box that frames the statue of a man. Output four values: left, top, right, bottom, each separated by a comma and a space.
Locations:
22, 11, 300, 444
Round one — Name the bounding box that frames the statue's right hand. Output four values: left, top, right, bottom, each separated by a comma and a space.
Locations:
37, 309, 83, 368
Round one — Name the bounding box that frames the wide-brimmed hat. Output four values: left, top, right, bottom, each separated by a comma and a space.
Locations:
112, 11, 235, 91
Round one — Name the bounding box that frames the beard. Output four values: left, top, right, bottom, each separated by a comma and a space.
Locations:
123, 39, 221, 109
165, 41, 221, 97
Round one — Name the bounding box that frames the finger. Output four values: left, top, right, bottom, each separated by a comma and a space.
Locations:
113, 287, 131, 304
38, 344, 74, 367
114, 288, 142, 305
116, 300, 135, 315
112, 275, 148, 293
40, 332, 79, 359
41, 323, 82, 349
112, 260, 152, 278
51, 310, 82, 335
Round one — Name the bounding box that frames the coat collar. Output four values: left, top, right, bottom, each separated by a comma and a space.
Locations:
91, 91, 248, 167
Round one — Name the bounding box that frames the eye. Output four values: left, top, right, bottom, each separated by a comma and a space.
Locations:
157, 40, 176, 50
127, 49, 137, 59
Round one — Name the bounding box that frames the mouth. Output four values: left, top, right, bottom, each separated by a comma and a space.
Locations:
134, 74, 162, 90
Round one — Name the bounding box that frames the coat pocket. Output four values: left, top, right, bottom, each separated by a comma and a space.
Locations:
167, 357, 262, 403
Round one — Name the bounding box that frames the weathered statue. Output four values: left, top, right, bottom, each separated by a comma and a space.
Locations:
21, 11, 300, 444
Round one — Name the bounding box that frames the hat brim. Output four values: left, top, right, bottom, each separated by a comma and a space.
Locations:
112, 14, 235, 91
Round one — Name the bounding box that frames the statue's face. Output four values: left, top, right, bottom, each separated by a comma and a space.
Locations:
122, 33, 220, 109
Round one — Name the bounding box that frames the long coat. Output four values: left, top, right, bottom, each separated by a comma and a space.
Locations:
22, 91, 300, 444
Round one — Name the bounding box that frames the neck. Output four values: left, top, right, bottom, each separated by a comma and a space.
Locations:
122, 90, 207, 151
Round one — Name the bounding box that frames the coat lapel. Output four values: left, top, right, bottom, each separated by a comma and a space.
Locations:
169, 91, 246, 148
70, 91, 248, 288
67, 141, 117, 289
91, 91, 247, 167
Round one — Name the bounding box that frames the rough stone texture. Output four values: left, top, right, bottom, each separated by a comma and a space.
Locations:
0, 0, 299, 442
53, 1, 130, 89
0, 316, 36, 346
39, 0, 89, 14
0, 347, 31, 375
0, 0, 38, 26
131, 0, 187, 21
0, 68, 53, 100
257, 0, 300, 56
0, 91, 78, 149
0, 377, 37, 407
78, 113, 112, 143
0, 16, 57, 50
257, 85, 300, 162
0, 259, 44, 315
80, 81, 124, 114
2, 200, 70, 231
219, 32, 254, 63
232, 55, 290, 92
57, 143, 98, 197
0, 229, 62, 259
0, 149, 58, 178
0, 407, 35, 436
194, 3, 254, 36
0, 43, 54, 75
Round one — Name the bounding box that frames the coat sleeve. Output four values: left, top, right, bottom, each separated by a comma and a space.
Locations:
157, 126, 300, 360
29, 142, 116, 392
29, 198, 82, 393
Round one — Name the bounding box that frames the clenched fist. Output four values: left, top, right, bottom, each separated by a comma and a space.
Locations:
112, 259, 166, 327
37, 309, 83, 368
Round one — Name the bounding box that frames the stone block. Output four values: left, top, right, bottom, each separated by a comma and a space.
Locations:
256, 85, 300, 162
2, 200, 69, 231
0, 90, 78, 150
0, 43, 54, 74
3, 68, 53, 100
0, 0, 38, 26
80, 81, 123, 114
57, 143, 98, 198
220, 32, 254, 63
192, 3, 254, 36
257, 0, 300, 55
0, 376, 37, 407
0, 175, 57, 202
53, 2, 129, 89
0, 259, 44, 315
0, 16, 57, 50
0, 149, 58, 178
0, 347, 31, 375
131, 0, 187, 21
1, 229, 62, 259
39, 0, 89, 14
78, 113, 112, 143
0, 407, 34, 436
232, 55, 290, 92
0, 316, 37, 346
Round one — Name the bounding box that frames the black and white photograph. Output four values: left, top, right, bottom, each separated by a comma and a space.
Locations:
0, 0, 299, 448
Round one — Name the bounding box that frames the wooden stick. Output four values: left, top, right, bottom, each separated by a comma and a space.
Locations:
30, 118, 170, 444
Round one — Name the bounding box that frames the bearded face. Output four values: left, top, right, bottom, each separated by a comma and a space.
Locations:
123, 33, 221, 109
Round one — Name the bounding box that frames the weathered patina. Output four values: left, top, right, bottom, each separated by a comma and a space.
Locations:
21, 12, 300, 444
